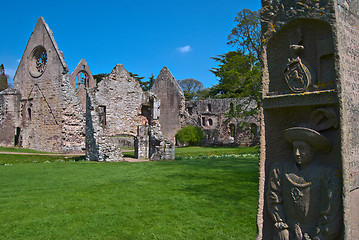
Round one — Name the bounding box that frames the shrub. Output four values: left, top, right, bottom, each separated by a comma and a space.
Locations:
176, 125, 205, 146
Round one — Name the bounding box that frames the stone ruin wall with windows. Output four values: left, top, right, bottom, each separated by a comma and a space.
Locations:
0, 16, 259, 159
9, 17, 85, 153
149, 69, 259, 147
86, 64, 174, 161
182, 99, 259, 146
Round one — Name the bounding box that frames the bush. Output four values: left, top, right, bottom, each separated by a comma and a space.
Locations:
176, 125, 205, 146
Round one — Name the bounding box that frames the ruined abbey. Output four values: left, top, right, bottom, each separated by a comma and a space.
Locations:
0, 17, 258, 161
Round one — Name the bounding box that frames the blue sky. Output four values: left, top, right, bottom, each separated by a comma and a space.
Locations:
0, 0, 260, 88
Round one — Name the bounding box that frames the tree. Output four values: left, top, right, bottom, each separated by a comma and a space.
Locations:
175, 125, 204, 146
93, 73, 109, 85
208, 8, 262, 125
210, 50, 261, 122
0, 64, 9, 91
227, 9, 260, 68
140, 73, 156, 91
177, 78, 204, 100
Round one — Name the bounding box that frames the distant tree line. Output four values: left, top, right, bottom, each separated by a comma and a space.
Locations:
0, 64, 9, 91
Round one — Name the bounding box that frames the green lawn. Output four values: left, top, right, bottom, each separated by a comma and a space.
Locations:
0, 147, 258, 239
122, 146, 259, 159
0, 146, 58, 154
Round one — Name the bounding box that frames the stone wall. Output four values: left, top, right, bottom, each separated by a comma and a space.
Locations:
12, 17, 84, 153
86, 64, 174, 161
69, 59, 96, 113
335, 1, 359, 238
183, 98, 258, 146
150, 67, 185, 144
258, 1, 359, 239
0, 89, 21, 147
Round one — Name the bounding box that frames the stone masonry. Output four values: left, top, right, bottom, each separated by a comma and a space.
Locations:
0, 16, 259, 159
183, 98, 258, 146
9, 17, 85, 153
257, 1, 359, 239
150, 67, 185, 144
86, 64, 174, 161
69, 59, 96, 114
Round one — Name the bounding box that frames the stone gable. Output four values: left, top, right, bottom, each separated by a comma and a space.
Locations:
150, 67, 185, 143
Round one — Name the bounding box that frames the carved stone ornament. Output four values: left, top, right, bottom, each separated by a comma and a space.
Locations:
284, 57, 311, 93
267, 116, 342, 240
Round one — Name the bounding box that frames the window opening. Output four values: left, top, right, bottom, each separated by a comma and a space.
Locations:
202, 117, 206, 126
76, 71, 89, 90
98, 106, 106, 126
207, 104, 212, 112
208, 118, 213, 126
187, 107, 193, 115
14, 127, 21, 146
27, 108, 31, 121
29, 45, 47, 77
229, 124, 235, 138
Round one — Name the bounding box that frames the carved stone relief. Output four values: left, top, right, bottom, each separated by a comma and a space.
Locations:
267, 19, 335, 95
267, 107, 342, 240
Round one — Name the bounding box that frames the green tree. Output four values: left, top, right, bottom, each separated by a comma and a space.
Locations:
175, 125, 204, 146
227, 9, 260, 68
210, 51, 260, 100
209, 8, 261, 123
93, 73, 109, 85
141, 73, 156, 91
0, 64, 9, 91
177, 78, 204, 100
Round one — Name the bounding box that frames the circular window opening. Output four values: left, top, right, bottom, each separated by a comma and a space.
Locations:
29, 45, 47, 77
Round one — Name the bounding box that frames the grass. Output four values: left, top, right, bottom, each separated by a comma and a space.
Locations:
122, 146, 259, 159
0, 146, 57, 154
175, 145, 259, 158
0, 147, 259, 239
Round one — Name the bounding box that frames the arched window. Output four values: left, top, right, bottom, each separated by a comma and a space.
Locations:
229, 124, 235, 138
202, 117, 206, 126
208, 118, 213, 126
76, 71, 89, 90
27, 108, 32, 121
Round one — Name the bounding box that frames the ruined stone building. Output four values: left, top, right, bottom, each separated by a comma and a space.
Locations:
0, 17, 173, 160
150, 67, 185, 143
85, 64, 174, 161
183, 99, 258, 146
0, 16, 258, 160
1, 17, 85, 153
149, 69, 259, 146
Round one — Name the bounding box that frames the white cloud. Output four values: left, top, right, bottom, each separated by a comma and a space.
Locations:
177, 45, 192, 54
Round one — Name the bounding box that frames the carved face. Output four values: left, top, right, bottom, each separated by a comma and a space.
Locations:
292, 141, 315, 166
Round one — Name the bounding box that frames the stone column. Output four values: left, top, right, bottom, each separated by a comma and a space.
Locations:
135, 125, 150, 159
257, 1, 359, 239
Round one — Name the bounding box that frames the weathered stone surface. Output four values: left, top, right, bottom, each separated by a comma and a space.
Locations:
150, 67, 185, 144
135, 125, 150, 159
11, 17, 84, 153
258, 1, 359, 239
0, 89, 21, 147
86, 64, 174, 161
70, 59, 96, 113
183, 99, 258, 146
